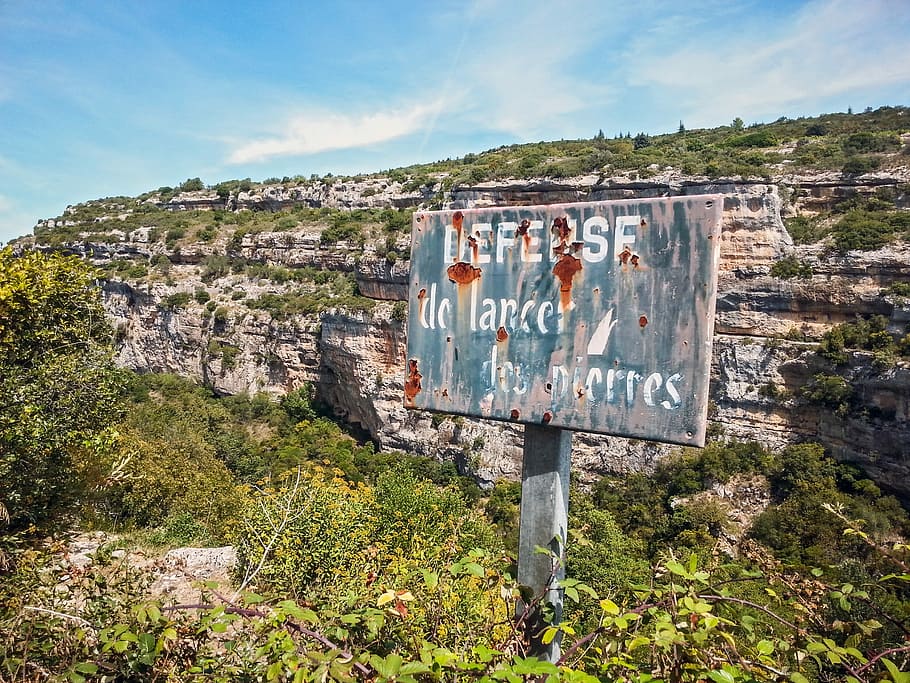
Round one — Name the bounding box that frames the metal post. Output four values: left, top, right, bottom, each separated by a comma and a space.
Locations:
516, 424, 572, 662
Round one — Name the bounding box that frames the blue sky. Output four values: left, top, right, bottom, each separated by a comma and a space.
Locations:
1, 0, 908, 244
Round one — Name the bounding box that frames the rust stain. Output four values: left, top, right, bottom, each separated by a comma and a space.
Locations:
545, 382, 552, 393
447, 261, 482, 285
516, 219, 532, 253
593, 287, 600, 294
417, 288, 427, 321
619, 246, 633, 266
452, 211, 464, 263
640, 218, 648, 229
571, 241, 584, 253
496, 326, 509, 342
631, 254, 641, 269
442, 388, 449, 398
552, 253, 582, 309
576, 387, 585, 399
542, 411, 553, 424
404, 359, 422, 405
467, 234, 479, 261
510, 408, 520, 420
639, 315, 649, 328
551, 216, 571, 243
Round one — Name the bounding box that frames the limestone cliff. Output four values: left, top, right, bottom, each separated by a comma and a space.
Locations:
28, 167, 910, 499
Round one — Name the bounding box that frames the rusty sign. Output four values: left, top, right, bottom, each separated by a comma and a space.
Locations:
404, 196, 723, 446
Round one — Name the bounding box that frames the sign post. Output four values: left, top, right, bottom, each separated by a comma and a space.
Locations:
517, 424, 571, 661
405, 196, 723, 658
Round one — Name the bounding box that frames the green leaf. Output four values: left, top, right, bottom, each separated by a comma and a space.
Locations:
211, 621, 228, 634
665, 560, 688, 577
541, 627, 558, 645
73, 662, 98, 674
422, 569, 439, 590
707, 670, 735, 683
756, 640, 774, 655
599, 598, 620, 615
882, 658, 910, 683
464, 562, 485, 577
399, 662, 431, 675
372, 653, 403, 678
789, 674, 810, 683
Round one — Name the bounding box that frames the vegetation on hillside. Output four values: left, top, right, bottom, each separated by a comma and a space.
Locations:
1, 250, 909, 680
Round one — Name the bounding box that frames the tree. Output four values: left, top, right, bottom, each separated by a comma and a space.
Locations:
732, 116, 744, 131
178, 177, 204, 192
678, 120, 686, 133
0, 248, 122, 532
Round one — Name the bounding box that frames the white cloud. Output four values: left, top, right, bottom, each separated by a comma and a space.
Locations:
227, 101, 444, 164
627, 0, 910, 124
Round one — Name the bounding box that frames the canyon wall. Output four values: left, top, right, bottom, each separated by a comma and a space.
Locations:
50, 171, 910, 497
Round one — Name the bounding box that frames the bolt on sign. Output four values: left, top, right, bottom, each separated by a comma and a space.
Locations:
405, 196, 723, 446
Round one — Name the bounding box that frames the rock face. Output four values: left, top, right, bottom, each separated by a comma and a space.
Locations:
54, 170, 910, 499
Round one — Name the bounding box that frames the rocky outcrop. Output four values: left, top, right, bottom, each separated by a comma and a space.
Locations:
63, 168, 907, 500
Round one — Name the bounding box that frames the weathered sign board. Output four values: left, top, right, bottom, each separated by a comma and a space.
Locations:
405, 196, 723, 447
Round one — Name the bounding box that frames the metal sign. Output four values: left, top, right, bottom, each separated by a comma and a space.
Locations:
405, 196, 723, 447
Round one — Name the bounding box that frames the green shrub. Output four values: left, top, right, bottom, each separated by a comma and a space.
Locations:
842, 156, 880, 175
831, 208, 909, 251
801, 373, 853, 414
726, 130, 777, 148
842, 131, 901, 155
783, 215, 826, 244
158, 292, 191, 311
770, 254, 813, 279
194, 288, 210, 304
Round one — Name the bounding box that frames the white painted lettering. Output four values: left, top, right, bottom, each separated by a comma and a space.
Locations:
436, 297, 450, 329
537, 301, 553, 334
584, 368, 602, 401
496, 223, 517, 263
478, 298, 497, 331
625, 370, 643, 406
582, 216, 609, 263
519, 300, 536, 332
613, 215, 639, 261
662, 373, 683, 409
643, 372, 662, 407
473, 223, 492, 263
499, 299, 518, 330
522, 220, 544, 262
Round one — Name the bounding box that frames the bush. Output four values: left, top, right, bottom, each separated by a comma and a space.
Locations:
158, 292, 192, 311
842, 156, 880, 175
801, 373, 853, 414
177, 177, 204, 192
770, 254, 813, 279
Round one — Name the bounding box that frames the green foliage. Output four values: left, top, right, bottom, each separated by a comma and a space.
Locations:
831, 208, 910, 252
157, 291, 191, 311
201, 253, 231, 282
784, 215, 826, 244
177, 177, 204, 192
842, 131, 902, 155
390, 301, 407, 322
0, 248, 123, 532
726, 130, 777, 148
246, 274, 376, 317
801, 373, 853, 414
817, 315, 902, 365
769, 254, 813, 279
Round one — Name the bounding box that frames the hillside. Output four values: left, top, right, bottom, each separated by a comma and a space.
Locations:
15, 106, 910, 497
